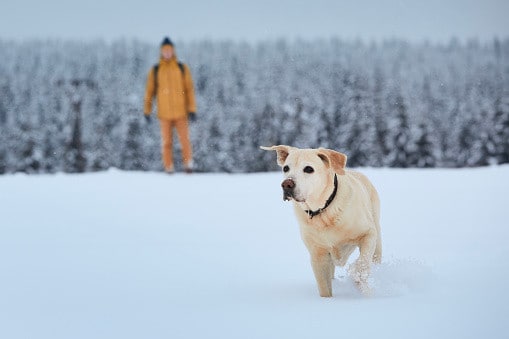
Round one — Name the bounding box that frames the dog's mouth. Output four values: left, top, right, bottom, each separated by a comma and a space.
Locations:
283, 191, 293, 201
281, 178, 305, 202
283, 191, 304, 203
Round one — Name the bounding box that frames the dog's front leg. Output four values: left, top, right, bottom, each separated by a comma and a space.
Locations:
350, 231, 377, 295
309, 249, 333, 297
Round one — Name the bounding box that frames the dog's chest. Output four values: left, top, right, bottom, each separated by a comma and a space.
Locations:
300, 217, 353, 248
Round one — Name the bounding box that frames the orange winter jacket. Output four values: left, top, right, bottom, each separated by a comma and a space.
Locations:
144, 56, 196, 120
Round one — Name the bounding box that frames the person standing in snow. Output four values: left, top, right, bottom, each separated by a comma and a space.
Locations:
144, 37, 197, 174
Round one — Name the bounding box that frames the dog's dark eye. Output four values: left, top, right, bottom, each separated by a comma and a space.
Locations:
303, 166, 314, 174
283, 165, 290, 173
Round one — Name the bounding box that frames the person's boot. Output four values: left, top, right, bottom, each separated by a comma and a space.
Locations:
184, 161, 193, 174
165, 165, 175, 174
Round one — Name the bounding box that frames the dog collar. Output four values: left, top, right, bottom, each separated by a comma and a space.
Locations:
305, 174, 338, 219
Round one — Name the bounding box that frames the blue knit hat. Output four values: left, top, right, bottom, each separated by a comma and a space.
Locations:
161, 37, 174, 47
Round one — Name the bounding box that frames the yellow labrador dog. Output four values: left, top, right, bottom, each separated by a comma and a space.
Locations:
261, 145, 382, 297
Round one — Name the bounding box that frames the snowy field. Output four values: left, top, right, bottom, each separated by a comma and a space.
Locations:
1, 166, 508, 339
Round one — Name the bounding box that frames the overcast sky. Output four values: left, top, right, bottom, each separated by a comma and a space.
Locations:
1, 0, 508, 43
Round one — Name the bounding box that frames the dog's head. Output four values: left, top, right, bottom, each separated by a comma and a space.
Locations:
261, 145, 347, 208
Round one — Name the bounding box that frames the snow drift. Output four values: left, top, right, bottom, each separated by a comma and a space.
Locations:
0, 166, 508, 338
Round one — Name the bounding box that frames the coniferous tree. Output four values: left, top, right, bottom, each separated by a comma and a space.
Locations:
412, 123, 437, 168
64, 100, 86, 173
121, 118, 144, 170
492, 97, 509, 164
386, 92, 413, 168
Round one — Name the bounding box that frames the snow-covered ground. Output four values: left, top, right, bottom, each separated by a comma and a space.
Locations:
1, 166, 508, 339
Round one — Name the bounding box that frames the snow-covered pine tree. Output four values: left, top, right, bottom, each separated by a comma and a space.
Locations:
121, 117, 145, 170
386, 91, 414, 168
492, 96, 509, 164
412, 122, 437, 168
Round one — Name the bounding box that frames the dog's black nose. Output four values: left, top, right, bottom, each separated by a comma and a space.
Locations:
281, 178, 295, 190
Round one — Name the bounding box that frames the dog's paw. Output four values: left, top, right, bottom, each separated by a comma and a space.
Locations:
348, 261, 369, 282
348, 261, 374, 296
356, 280, 374, 296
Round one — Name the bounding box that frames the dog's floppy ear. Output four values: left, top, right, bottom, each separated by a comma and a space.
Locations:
260, 145, 293, 167
317, 148, 347, 175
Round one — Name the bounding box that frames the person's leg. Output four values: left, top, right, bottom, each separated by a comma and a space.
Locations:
174, 118, 193, 171
159, 119, 175, 172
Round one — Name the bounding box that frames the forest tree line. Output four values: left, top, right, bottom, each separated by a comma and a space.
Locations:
0, 37, 508, 173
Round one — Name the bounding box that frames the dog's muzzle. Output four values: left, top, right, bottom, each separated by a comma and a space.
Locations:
281, 178, 296, 201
